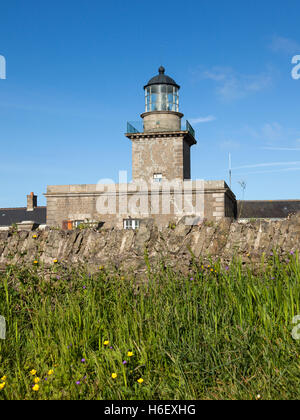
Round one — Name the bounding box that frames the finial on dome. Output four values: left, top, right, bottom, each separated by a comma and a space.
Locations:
159, 66, 165, 75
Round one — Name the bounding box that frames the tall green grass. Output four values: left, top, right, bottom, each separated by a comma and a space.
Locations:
0, 251, 299, 400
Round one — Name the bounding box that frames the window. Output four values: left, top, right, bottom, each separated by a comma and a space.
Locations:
74, 220, 84, 228
145, 85, 179, 112
153, 173, 162, 182
62, 220, 75, 230
123, 219, 140, 230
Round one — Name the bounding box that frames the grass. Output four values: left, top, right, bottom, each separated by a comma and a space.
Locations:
0, 251, 299, 400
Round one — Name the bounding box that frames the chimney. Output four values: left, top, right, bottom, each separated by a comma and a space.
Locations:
27, 192, 37, 211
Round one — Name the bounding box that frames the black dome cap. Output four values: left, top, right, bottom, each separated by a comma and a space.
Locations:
144, 66, 180, 89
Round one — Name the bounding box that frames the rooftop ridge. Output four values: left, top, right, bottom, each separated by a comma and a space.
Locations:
0, 206, 46, 211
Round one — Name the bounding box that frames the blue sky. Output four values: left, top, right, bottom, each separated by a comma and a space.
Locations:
0, 0, 300, 207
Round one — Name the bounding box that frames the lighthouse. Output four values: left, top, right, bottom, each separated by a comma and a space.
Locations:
126, 66, 197, 183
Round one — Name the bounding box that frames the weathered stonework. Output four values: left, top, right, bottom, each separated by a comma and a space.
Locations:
45, 180, 236, 229
128, 131, 196, 182
0, 213, 299, 274
142, 111, 183, 133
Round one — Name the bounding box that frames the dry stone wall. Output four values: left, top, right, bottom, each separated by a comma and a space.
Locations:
0, 215, 299, 274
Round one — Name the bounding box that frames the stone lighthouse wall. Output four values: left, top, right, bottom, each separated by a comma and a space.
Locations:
131, 135, 192, 181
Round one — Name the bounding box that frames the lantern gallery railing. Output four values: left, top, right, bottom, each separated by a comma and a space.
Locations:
127, 121, 143, 134
186, 120, 195, 138
127, 120, 196, 137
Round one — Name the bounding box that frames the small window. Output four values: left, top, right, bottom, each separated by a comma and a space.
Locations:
74, 220, 84, 228
153, 173, 162, 182
124, 219, 140, 230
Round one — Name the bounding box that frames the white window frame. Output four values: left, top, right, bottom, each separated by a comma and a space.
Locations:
123, 219, 140, 230
74, 220, 85, 228
153, 173, 163, 182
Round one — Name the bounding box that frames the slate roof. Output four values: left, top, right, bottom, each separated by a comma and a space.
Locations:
237, 200, 300, 219
0, 207, 46, 226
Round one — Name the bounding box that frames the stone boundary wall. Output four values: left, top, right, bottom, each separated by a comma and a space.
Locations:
0, 214, 299, 274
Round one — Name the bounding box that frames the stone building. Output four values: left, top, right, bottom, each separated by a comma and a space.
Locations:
45, 67, 237, 229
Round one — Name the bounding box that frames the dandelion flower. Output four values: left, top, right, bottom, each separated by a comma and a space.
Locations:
30, 369, 37, 376
137, 378, 144, 384
111, 373, 117, 379
0, 382, 5, 390
32, 384, 39, 391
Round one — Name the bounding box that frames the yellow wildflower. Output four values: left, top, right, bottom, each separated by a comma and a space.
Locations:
99, 265, 104, 270
1, 376, 6, 381
104, 340, 109, 346
32, 235, 37, 239
33, 261, 38, 265
30, 369, 37, 376
48, 370, 54, 376
0, 382, 5, 390
127, 351, 133, 357
34, 377, 40, 384
32, 384, 39, 391
111, 373, 117, 379
53, 259, 58, 264
137, 378, 144, 384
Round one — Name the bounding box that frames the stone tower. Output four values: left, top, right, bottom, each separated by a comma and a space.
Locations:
126, 66, 197, 182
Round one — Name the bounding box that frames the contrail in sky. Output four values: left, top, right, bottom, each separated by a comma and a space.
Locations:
233, 161, 300, 170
